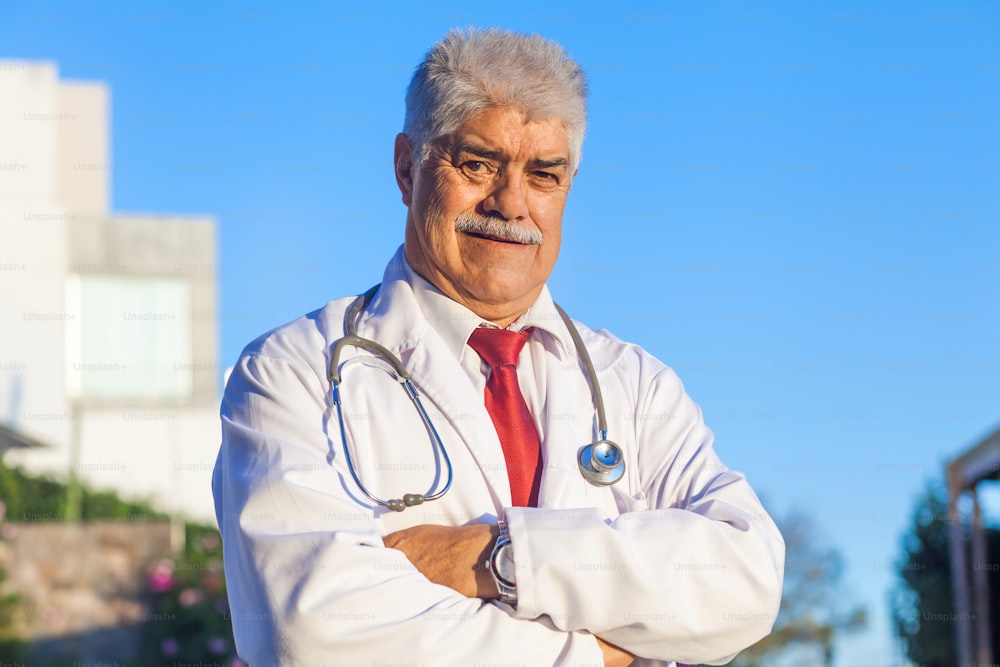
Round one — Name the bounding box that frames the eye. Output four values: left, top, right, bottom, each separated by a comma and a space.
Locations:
459, 160, 496, 179
531, 171, 560, 188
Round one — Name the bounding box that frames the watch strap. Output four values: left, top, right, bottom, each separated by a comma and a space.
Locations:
490, 520, 517, 605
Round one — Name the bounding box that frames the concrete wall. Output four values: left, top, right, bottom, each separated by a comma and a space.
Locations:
73, 406, 220, 520
0, 61, 61, 201
0, 521, 172, 663
57, 82, 110, 216
0, 203, 74, 459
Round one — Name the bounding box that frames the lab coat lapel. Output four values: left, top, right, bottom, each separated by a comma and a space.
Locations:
404, 340, 514, 509
533, 348, 602, 510
355, 265, 514, 510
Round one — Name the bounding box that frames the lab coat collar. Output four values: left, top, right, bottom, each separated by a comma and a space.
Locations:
364, 246, 574, 362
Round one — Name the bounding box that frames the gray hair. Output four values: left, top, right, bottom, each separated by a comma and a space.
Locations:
404, 27, 588, 170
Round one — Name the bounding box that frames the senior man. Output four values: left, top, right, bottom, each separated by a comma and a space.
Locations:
213, 27, 783, 666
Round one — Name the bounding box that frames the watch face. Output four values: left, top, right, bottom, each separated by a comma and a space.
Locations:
496, 544, 516, 586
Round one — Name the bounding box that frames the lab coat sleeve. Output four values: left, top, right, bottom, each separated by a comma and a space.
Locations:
506, 363, 784, 665
213, 349, 606, 666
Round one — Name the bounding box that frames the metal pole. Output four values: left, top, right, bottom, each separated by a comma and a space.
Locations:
169, 414, 185, 555
64, 401, 82, 522
946, 470, 972, 667
970, 490, 993, 665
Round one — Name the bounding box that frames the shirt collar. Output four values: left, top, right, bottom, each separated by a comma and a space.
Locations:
399, 251, 575, 363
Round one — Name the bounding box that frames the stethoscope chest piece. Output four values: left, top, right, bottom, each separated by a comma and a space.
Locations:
578, 440, 625, 486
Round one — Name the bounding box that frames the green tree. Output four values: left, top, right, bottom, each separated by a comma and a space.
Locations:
733, 509, 866, 667
890, 481, 1000, 667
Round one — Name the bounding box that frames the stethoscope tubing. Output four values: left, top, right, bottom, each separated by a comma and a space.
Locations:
328, 285, 624, 511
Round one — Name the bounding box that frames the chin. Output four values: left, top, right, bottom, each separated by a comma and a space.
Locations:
473, 282, 538, 309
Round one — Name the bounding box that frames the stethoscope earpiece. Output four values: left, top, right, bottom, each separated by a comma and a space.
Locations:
578, 440, 625, 486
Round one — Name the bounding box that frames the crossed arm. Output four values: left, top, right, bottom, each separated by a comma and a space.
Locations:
217, 346, 783, 665
384, 522, 636, 667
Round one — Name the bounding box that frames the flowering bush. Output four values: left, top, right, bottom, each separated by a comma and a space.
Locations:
0, 465, 245, 665
141, 523, 245, 667
0, 500, 26, 663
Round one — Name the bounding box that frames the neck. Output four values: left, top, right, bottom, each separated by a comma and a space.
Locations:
403, 246, 535, 329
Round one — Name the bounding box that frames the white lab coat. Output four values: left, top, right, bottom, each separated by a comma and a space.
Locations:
213, 248, 784, 666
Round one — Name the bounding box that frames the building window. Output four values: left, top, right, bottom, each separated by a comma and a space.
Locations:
65, 274, 192, 402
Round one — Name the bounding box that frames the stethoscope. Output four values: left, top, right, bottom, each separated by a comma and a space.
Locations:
328, 284, 625, 512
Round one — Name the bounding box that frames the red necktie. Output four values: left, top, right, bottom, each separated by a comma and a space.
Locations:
468, 327, 542, 507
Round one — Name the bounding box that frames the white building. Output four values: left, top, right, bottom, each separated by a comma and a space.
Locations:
0, 60, 219, 522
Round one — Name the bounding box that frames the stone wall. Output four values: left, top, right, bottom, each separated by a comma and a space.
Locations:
0, 520, 172, 663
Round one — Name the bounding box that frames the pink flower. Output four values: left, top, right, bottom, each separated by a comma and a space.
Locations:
228, 657, 248, 667
201, 571, 222, 592
178, 587, 203, 607
147, 559, 175, 593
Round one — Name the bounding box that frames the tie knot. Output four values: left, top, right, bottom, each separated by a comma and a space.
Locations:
468, 327, 529, 369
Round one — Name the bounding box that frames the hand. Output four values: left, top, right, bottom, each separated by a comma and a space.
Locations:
387, 525, 635, 665
596, 637, 634, 667
384, 523, 500, 599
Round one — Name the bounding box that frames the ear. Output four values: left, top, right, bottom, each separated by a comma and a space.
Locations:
394, 133, 415, 206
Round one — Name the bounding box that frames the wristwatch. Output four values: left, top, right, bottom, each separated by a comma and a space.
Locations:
490, 521, 517, 606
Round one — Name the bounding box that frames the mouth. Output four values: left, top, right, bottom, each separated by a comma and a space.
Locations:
464, 231, 525, 245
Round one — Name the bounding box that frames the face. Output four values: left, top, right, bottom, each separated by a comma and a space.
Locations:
396, 107, 575, 327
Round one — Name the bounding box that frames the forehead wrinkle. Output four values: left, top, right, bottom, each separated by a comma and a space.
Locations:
441, 108, 571, 171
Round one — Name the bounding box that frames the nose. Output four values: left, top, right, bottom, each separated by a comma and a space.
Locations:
482, 170, 530, 221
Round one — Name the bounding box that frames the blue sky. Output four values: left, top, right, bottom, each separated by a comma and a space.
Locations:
3, 2, 998, 664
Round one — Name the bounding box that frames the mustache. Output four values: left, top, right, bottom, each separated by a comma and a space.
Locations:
454, 213, 543, 245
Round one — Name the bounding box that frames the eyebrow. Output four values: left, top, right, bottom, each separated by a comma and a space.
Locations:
455, 142, 570, 171
531, 157, 570, 170
455, 142, 504, 162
